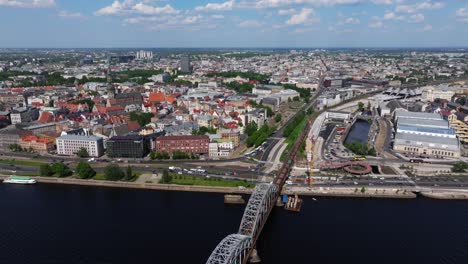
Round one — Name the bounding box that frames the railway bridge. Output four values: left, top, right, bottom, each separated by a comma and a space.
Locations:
206, 111, 315, 264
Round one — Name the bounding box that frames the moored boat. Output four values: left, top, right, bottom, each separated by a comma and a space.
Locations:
3, 176, 36, 184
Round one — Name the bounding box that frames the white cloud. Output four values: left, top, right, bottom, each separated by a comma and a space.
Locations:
368, 16, 383, 28
195, 0, 235, 12
383, 11, 404, 20
456, 7, 468, 23
344, 17, 360, 24
95, 1, 179, 16
95, 0, 128, 16
409, 13, 424, 23
58, 10, 84, 18
278, 8, 296, 15
395, 1, 444, 13
419, 24, 432, 31
0, 0, 55, 8
211, 14, 225, 19
132, 3, 179, 15
286, 7, 318, 25
238, 19, 263, 27
241, 0, 393, 9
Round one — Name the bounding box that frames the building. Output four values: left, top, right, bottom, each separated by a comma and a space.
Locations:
0, 128, 30, 150
136, 50, 153, 60
180, 55, 192, 73
219, 129, 240, 148
154, 135, 209, 154
393, 110, 460, 158
209, 141, 234, 158
56, 135, 104, 157
10, 106, 39, 124
106, 135, 151, 159
19, 135, 54, 153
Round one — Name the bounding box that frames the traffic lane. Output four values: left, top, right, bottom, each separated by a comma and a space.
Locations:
0, 163, 38, 172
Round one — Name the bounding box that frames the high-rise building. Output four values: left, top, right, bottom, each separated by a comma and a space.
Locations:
180, 55, 192, 73
136, 50, 153, 60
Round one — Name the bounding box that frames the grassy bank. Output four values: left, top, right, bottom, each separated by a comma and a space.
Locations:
166, 174, 255, 188
0, 159, 46, 167
281, 115, 309, 161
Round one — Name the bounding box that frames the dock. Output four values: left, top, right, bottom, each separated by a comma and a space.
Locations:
284, 194, 303, 212
224, 194, 246, 204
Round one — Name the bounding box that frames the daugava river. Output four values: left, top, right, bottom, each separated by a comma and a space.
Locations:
1, 183, 467, 264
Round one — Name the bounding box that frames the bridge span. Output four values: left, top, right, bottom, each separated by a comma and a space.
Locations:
206, 110, 316, 264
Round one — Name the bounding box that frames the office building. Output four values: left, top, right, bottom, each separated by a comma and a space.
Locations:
180, 55, 192, 73
106, 135, 151, 159
136, 50, 153, 60
56, 135, 104, 157
155, 135, 209, 154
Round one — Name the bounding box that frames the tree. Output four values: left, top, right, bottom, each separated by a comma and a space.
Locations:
76, 147, 89, 158
367, 101, 371, 110
361, 187, 366, 193
76, 162, 96, 179
126, 166, 134, 181
40, 164, 54, 177
357, 102, 365, 112
150, 151, 157, 160
104, 164, 125, 181
452, 161, 468, 173
8, 144, 22, 152
160, 170, 173, 184
275, 114, 282, 123
51, 162, 72, 178
244, 121, 258, 136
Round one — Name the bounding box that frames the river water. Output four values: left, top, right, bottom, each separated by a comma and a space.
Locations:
1, 184, 468, 264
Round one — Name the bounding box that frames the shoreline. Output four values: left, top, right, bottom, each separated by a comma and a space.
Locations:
2, 175, 468, 200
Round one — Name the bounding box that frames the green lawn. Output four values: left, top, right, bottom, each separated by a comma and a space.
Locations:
166, 174, 255, 188
281, 117, 308, 161
0, 159, 46, 167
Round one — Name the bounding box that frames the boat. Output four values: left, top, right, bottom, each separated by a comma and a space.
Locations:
3, 176, 36, 184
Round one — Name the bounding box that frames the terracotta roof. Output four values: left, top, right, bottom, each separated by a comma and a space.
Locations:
38, 111, 54, 124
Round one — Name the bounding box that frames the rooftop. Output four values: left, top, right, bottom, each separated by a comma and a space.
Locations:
57, 135, 102, 141
395, 132, 459, 151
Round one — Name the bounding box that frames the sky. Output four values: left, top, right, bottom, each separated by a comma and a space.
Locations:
0, 0, 467, 48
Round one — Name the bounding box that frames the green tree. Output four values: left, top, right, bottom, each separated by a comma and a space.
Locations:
52, 163, 72, 178
149, 151, 157, 160
357, 102, 365, 112
244, 121, 258, 136
76, 162, 96, 179
361, 187, 366, 193
160, 170, 173, 184
40, 164, 54, 177
275, 114, 282, 123
126, 166, 133, 181
8, 144, 22, 152
76, 147, 89, 158
452, 161, 468, 173
104, 164, 125, 181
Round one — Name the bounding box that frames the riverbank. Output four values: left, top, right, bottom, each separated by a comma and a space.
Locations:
284, 186, 417, 199
3, 175, 468, 200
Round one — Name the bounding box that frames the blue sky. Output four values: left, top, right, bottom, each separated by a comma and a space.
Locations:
0, 0, 467, 48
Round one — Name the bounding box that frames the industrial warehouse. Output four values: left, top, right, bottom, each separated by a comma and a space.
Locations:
393, 110, 461, 158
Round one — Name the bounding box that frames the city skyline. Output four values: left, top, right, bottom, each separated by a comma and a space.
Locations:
0, 0, 467, 48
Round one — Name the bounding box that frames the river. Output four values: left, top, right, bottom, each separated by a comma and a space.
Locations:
1, 184, 467, 264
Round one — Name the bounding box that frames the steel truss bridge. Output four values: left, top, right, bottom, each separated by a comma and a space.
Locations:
206, 111, 316, 264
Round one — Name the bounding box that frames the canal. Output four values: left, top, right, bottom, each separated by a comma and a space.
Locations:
345, 119, 371, 145
1, 184, 468, 263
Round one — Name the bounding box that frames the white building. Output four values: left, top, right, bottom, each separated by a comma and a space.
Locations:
209, 141, 234, 158
136, 50, 153, 60
56, 135, 104, 157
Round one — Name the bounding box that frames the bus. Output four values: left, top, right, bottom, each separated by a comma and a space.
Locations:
353, 156, 366, 161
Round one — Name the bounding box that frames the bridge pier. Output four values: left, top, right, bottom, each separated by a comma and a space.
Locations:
249, 249, 261, 263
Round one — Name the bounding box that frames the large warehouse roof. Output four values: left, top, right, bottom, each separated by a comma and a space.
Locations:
395, 133, 459, 151
395, 110, 442, 121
